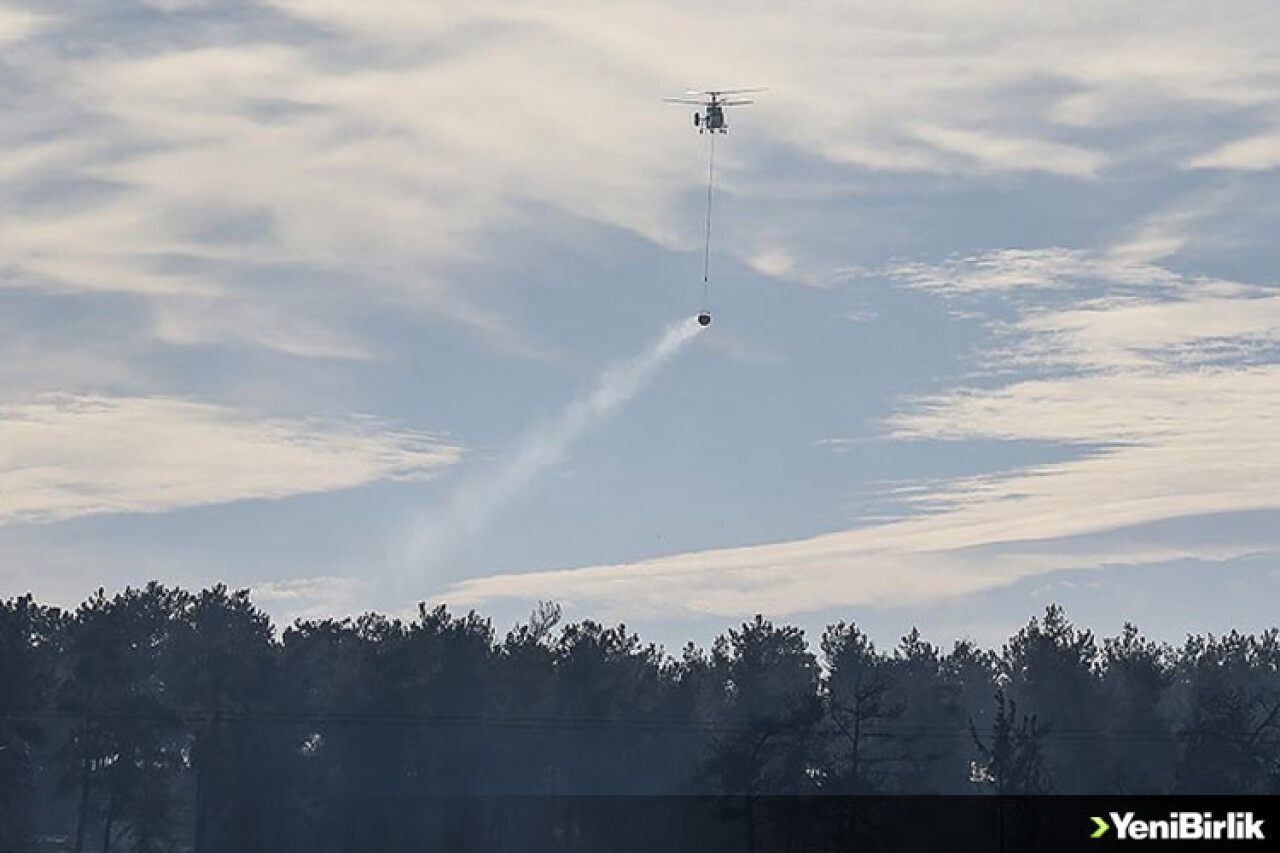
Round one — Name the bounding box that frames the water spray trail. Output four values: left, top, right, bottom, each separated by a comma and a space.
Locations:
400, 316, 704, 574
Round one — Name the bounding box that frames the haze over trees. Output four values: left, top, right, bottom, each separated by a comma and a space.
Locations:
1, 584, 1278, 851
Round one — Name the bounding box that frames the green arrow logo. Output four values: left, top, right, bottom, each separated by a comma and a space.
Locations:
1091, 816, 1111, 839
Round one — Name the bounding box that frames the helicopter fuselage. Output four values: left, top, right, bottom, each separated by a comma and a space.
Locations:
695, 103, 727, 133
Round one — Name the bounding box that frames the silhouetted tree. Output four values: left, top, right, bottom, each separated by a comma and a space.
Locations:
167, 585, 279, 853
553, 620, 666, 792
0, 594, 63, 848
970, 690, 1050, 795
940, 638, 998, 792
820, 622, 899, 793
1001, 605, 1100, 792
1174, 630, 1280, 793
492, 602, 561, 795
885, 629, 975, 793
57, 584, 188, 853
1098, 623, 1177, 792
278, 615, 375, 853
703, 615, 821, 853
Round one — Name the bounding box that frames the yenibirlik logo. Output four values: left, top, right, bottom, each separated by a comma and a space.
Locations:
1091, 812, 1265, 842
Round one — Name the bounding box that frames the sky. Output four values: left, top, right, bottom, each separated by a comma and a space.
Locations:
3, 0, 1280, 652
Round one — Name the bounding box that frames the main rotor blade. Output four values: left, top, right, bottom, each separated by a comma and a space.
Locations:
662, 98, 705, 105
720, 99, 754, 106
686, 87, 768, 96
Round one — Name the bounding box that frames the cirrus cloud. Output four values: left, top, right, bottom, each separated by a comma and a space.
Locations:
0, 395, 459, 524
13, 0, 1280, 362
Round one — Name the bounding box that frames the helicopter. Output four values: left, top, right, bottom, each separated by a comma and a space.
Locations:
665, 87, 765, 328
663, 88, 764, 134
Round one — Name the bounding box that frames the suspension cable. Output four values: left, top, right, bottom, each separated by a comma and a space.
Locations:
702, 132, 716, 311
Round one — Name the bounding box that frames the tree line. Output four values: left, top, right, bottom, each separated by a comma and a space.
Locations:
1, 583, 1278, 851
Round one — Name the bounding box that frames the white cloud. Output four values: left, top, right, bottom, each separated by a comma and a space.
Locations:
442, 534, 1268, 620
911, 125, 1107, 178
884, 248, 1091, 294
887, 368, 1280, 539
263, 0, 460, 37
749, 248, 797, 279
882, 246, 1180, 296
0, 5, 47, 43
1189, 132, 1280, 171
249, 575, 374, 625
881, 244, 1280, 546
0, 395, 459, 524
136, 1, 219, 10
151, 296, 376, 360
1010, 291, 1280, 370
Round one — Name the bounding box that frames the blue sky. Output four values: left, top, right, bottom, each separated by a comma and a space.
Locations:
3, 0, 1280, 651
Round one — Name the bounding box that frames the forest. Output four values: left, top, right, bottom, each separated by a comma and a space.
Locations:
1, 583, 1278, 852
